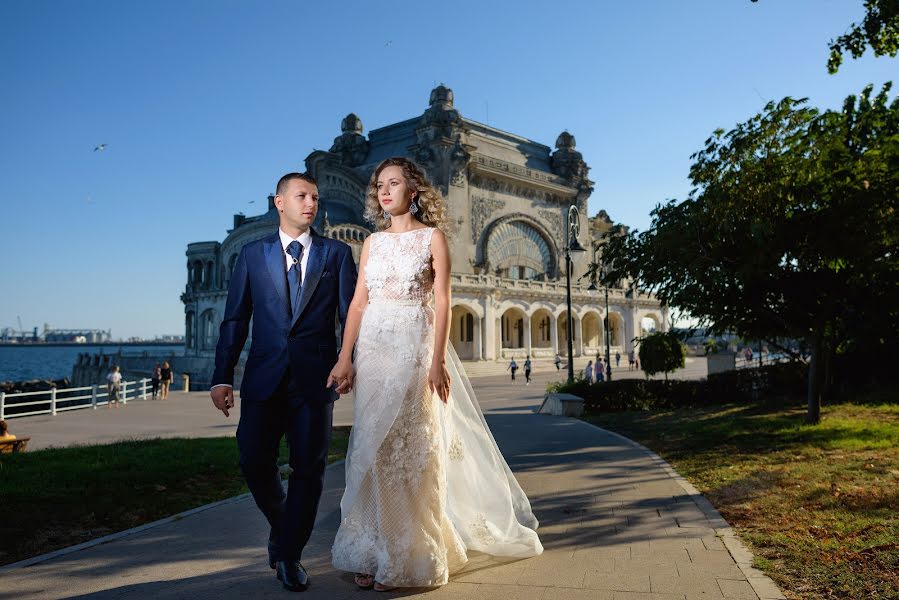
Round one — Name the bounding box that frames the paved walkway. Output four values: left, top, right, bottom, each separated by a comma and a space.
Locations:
2, 370, 785, 600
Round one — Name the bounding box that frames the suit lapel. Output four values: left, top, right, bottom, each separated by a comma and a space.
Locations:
291, 229, 330, 330
263, 234, 288, 312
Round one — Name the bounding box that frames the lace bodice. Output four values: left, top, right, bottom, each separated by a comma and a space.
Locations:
365, 228, 435, 304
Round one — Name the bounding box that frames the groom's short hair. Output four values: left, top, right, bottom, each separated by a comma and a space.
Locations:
276, 172, 317, 196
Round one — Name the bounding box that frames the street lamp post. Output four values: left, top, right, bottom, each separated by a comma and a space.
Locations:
588, 250, 613, 383
564, 205, 586, 383
603, 273, 612, 382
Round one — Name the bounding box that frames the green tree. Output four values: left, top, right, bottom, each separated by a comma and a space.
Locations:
599, 83, 899, 423
827, 0, 899, 74
638, 331, 686, 380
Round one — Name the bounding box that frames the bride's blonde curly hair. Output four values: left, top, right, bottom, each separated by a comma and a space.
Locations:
364, 157, 450, 234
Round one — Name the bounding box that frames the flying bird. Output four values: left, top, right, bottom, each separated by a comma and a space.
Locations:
248, 200, 255, 204
93, 144, 107, 152
384, 40, 392, 48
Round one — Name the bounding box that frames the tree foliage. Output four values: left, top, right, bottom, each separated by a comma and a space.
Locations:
827, 0, 899, 74
600, 83, 899, 422
638, 331, 686, 380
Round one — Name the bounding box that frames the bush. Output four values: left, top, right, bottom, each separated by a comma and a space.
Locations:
552, 362, 808, 413
638, 331, 686, 378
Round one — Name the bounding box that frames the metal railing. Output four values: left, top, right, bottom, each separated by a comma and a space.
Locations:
0, 379, 155, 419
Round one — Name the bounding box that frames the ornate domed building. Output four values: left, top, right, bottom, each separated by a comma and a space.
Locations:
179, 86, 668, 386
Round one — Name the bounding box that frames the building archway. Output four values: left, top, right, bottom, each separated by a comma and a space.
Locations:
607, 311, 625, 347
530, 309, 553, 352
500, 307, 527, 350
641, 313, 661, 336
557, 311, 581, 356
582, 311, 602, 352
451, 305, 479, 360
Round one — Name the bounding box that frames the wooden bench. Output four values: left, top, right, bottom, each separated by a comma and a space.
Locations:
0, 437, 30, 454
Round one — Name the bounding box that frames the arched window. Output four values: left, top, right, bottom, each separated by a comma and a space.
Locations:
201, 309, 218, 350
486, 221, 553, 281
185, 311, 195, 349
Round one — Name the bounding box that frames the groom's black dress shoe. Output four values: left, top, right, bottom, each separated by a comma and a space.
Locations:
275, 560, 309, 592
268, 539, 277, 570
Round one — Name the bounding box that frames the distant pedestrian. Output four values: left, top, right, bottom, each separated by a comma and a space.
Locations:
615, 351, 621, 368
524, 356, 532, 385
106, 365, 122, 408
628, 350, 635, 371
635, 357, 640, 371
151, 362, 162, 400
554, 354, 562, 371
507, 358, 519, 382
584, 360, 594, 384
160, 361, 173, 400
0, 420, 16, 441
596, 359, 605, 382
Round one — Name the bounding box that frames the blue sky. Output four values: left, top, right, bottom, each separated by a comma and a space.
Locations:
0, 0, 895, 339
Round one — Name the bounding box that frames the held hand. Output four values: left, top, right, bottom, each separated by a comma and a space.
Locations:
428, 361, 451, 404
327, 357, 355, 395
210, 386, 235, 417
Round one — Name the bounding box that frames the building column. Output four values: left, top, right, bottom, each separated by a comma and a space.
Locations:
661, 306, 670, 332
550, 314, 559, 355
474, 315, 483, 360
483, 299, 496, 361
574, 314, 583, 356
523, 315, 532, 355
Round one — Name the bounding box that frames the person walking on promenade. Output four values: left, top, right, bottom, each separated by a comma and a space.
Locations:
628, 350, 635, 371
210, 171, 357, 592
615, 351, 621, 368
151, 363, 162, 400
106, 365, 122, 408
507, 358, 518, 382
596, 359, 605, 382
584, 360, 594, 384
159, 361, 173, 400
554, 353, 562, 371
0, 419, 15, 441
524, 355, 532, 385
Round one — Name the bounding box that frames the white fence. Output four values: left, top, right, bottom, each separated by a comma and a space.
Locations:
0, 379, 154, 419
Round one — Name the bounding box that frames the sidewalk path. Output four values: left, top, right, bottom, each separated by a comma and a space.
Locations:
2, 370, 785, 599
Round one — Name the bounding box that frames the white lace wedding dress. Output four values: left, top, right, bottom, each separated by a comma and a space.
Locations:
331, 227, 543, 587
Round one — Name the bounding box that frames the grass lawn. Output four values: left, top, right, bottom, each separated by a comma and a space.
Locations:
0, 427, 350, 566
584, 403, 899, 599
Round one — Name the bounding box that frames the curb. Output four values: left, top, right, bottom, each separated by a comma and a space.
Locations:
0, 459, 347, 573
575, 420, 787, 600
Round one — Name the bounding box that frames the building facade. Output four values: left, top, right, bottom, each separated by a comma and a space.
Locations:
180, 86, 668, 386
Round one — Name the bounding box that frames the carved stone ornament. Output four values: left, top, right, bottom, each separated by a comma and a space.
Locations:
470, 195, 506, 243
329, 113, 370, 166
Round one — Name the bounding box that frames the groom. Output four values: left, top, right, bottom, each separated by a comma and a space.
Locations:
210, 172, 357, 592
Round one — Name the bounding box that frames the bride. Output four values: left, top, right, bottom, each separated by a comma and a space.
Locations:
328, 157, 543, 591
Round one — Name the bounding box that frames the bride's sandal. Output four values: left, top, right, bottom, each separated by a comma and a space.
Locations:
355, 573, 375, 589
374, 582, 398, 592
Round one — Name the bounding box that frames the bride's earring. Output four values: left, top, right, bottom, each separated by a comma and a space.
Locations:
409, 194, 419, 215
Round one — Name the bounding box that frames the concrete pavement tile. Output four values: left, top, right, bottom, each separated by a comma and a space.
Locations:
452, 560, 528, 585
687, 549, 743, 566
584, 571, 651, 593
701, 537, 727, 551
664, 527, 718, 539
651, 538, 706, 553
572, 545, 630, 564
417, 582, 481, 599
717, 579, 759, 599
516, 557, 589, 588
676, 562, 744, 580
465, 584, 548, 600
611, 561, 679, 577
544, 588, 614, 600
651, 574, 725, 597
612, 592, 687, 600
745, 576, 786, 600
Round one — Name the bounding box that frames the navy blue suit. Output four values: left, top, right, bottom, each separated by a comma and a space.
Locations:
212, 228, 356, 562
